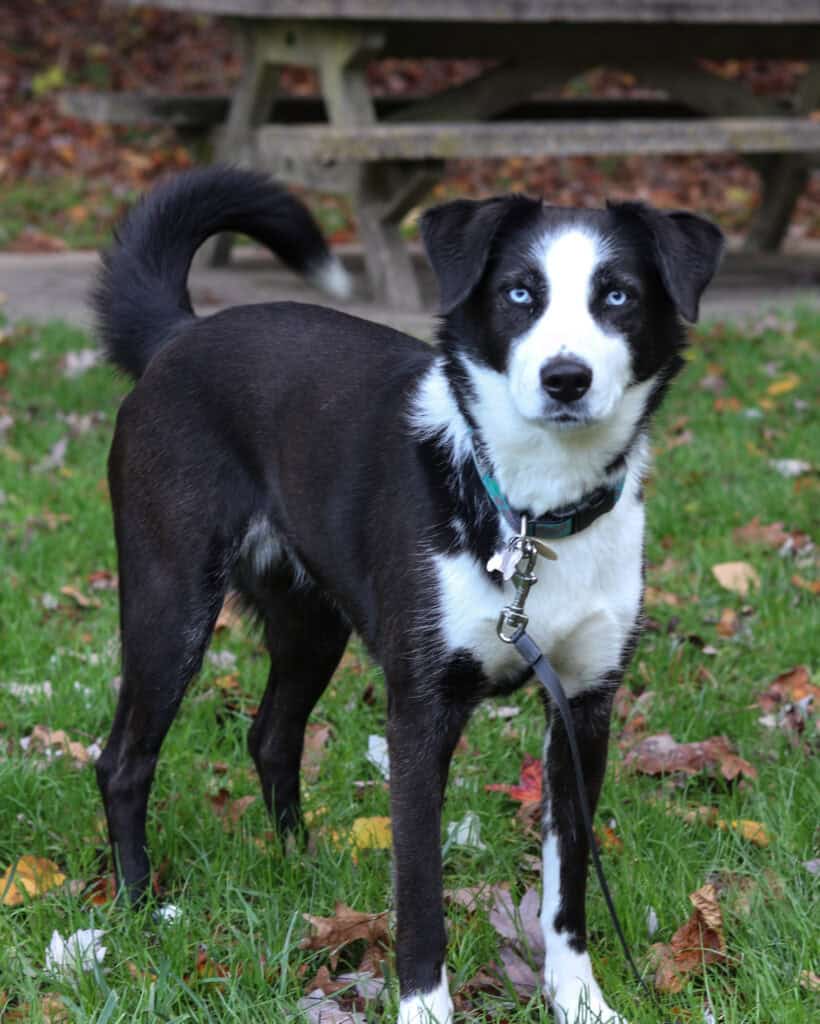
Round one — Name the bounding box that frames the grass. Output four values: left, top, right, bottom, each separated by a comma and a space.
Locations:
0, 308, 818, 1023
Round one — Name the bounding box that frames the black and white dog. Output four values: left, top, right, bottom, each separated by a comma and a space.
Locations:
94, 167, 723, 1024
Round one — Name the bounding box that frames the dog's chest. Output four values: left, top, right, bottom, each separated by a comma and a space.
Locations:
433, 495, 645, 695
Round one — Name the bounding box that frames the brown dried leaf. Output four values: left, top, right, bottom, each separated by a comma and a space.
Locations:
650, 883, 726, 993
732, 517, 789, 549
300, 902, 391, 971
21, 724, 95, 767
207, 789, 256, 830
756, 666, 817, 712
644, 586, 682, 607
716, 608, 739, 637
711, 561, 761, 597
59, 585, 101, 610
302, 722, 333, 783
791, 574, 820, 595
624, 733, 756, 781
445, 882, 510, 914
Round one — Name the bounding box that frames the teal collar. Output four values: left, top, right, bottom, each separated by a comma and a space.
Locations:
469, 434, 627, 540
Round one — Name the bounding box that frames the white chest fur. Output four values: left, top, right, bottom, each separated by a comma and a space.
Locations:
434, 487, 644, 695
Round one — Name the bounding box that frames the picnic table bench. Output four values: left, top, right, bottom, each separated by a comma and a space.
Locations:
69, 1, 820, 311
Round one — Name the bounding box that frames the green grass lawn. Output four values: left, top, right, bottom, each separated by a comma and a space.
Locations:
0, 309, 817, 1023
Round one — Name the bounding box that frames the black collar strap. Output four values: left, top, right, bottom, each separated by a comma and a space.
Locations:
469, 434, 627, 540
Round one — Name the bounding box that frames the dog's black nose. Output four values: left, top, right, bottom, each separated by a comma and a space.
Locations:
540, 357, 593, 403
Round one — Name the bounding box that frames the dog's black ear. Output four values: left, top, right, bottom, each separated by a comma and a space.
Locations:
421, 196, 533, 314
609, 202, 725, 322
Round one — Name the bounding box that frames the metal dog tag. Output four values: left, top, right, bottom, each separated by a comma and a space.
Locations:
529, 537, 558, 561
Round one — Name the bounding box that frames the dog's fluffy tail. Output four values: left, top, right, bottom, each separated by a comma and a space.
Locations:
93, 165, 352, 378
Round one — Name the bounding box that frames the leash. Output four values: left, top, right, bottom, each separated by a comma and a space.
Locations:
492, 522, 652, 997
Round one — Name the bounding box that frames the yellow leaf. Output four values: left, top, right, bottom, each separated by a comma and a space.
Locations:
1, 856, 66, 906
349, 816, 392, 852
757, 397, 775, 411
766, 373, 800, 396
718, 819, 771, 847
712, 561, 761, 597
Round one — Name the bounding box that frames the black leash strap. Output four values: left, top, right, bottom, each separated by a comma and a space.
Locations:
513, 631, 651, 996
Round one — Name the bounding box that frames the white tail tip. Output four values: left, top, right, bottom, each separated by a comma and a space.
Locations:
310, 256, 354, 300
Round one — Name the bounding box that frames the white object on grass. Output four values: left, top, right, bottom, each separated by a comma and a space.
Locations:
446, 811, 486, 850
45, 928, 107, 977
366, 735, 390, 780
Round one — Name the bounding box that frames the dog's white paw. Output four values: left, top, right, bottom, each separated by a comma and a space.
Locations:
548, 980, 628, 1024
397, 966, 453, 1024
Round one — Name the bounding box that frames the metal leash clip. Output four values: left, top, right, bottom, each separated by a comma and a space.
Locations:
496, 516, 541, 644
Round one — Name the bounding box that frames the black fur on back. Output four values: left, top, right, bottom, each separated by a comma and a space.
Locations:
93, 165, 334, 378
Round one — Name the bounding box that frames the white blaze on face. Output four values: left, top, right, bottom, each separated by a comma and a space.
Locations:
507, 229, 633, 422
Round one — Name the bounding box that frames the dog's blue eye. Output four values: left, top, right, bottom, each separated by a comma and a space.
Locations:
507, 287, 532, 305
605, 289, 628, 307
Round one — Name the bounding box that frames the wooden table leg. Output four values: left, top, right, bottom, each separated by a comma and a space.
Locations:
744, 64, 819, 252
204, 21, 281, 267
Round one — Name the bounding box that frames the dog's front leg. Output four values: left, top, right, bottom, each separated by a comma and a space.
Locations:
388, 691, 471, 1024
541, 686, 627, 1024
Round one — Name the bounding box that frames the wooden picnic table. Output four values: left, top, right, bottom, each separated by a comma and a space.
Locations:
108, 1, 820, 310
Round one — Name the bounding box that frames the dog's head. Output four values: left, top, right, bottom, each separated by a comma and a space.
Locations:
421, 196, 724, 430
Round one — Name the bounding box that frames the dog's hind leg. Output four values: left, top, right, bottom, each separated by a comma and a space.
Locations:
97, 525, 234, 905
245, 576, 350, 835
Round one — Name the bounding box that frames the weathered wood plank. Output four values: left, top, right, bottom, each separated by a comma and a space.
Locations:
257, 118, 820, 162
108, 1, 820, 25
57, 89, 698, 127
58, 92, 231, 125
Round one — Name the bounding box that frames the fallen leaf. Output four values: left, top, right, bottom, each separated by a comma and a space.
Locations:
650, 883, 726, 993
445, 882, 510, 914
208, 790, 256, 830
791, 574, 820, 595
302, 722, 333, 783
3, 994, 69, 1023
624, 733, 756, 781
300, 902, 390, 971
490, 886, 545, 960
485, 753, 542, 805
766, 372, 800, 396
192, 946, 230, 983
800, 970, 820, 992
298, 991, 365, 1024
59, 585, 101, 610
349, 816, 392, 853
722, 819, 770, 846
713, 396, 741, 412
645, 586, 683, 607
1, 856, 66, 906
20, 725, 99, 767
596, 823, 624, 853
711, 561, 760, 597
87, 570, 118, 591
446, 811, 487, 850
756, 666, 817, 712
716, 608, 739, 637
733, 517, 794, 549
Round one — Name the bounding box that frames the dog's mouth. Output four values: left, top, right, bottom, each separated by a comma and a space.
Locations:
540, 406, 595, 429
